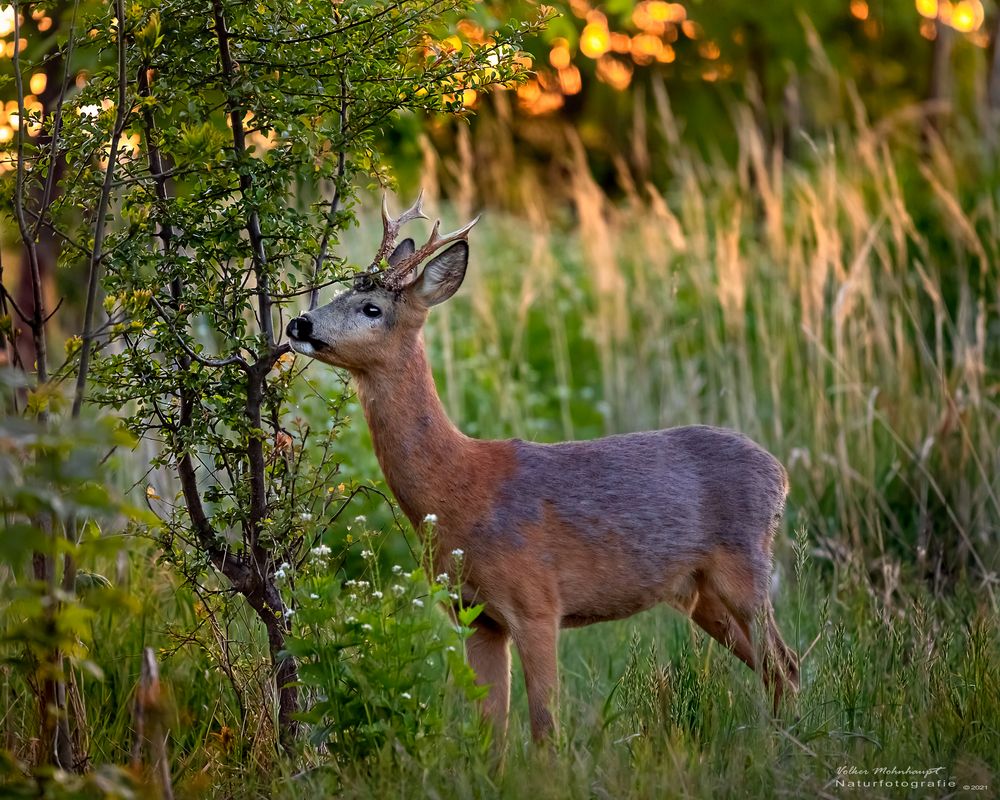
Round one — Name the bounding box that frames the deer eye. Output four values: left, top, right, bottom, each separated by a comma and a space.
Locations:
361, 302, 382, 319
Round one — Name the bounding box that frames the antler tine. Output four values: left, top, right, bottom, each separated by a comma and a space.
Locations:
370, 191, 428, 271
383, 213, 482, 290
395, 190, 428, 227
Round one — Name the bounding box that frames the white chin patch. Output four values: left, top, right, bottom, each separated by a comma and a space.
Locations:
288, 339, 314, 356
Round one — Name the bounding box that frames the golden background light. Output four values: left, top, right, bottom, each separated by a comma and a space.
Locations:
558, 65, 582, 95
580, 21, 610, 58
549, 38, 571, 69
681, 20, 701, 39
596, 56, 632, 90
0, 5, 14, 38
698, 41, 721, 60
632, 33, 663, 64
850, 0, 870, 19
950, 0, 984, 31
916, 0, 985, 31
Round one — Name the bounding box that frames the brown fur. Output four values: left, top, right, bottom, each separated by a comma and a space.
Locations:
288, 236, 799, 743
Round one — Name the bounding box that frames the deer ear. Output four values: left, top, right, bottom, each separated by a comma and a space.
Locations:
388, 238, 415, 268
412, 241, 468, 306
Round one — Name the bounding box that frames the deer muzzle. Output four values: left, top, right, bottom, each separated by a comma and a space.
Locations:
286, 315, 326, 355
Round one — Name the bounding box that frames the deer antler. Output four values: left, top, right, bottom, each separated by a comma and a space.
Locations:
372, 192, 481, 292
370, 191, 429, 273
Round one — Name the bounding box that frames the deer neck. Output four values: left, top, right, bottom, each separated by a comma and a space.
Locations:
355, 334, 470, 525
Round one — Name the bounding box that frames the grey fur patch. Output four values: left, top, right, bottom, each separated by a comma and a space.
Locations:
486, 425, 786, 583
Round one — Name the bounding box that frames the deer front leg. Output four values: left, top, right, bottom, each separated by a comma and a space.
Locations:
512, 617, 560, 741
466, 619, 511, 744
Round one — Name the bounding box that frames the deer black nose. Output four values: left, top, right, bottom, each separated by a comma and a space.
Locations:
287, 315, 312, 340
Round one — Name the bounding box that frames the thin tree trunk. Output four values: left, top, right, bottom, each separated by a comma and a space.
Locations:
72, 0, 129, 417
32, 548, 75, 770
987, 13, 1000, 150
928, 15, 954, 135
11, 0, 74, 771
132, 648, 175, 800
244, 579, 300, 752
209, 0, 301, 751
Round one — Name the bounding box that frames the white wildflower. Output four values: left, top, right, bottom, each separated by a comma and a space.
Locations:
436, 573, 449, 584
401, 692, 411, 700
361, 623, 373, 632
423, 513, 438, 524
309, 593, 319, 600
412, 598, 424, 608
279, 561, 291, 570
300, 512, 313, 521
372, 590, 383, 599
345, 616, 357, 624
391, 565, 403, 574
447, 646, 456, 653
354, 515, 367, 524
449, 592, 459, 601
451, 549, 464, 558
311, 544, 332, 558
392, 585, 405, 596
274, 568, 286, 580
360, 549, 374, 559
283, 608, 295, 619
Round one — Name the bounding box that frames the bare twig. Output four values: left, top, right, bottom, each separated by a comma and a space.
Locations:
72, 0, 130, 418
310, 71, 350, 311
32, 0, 81, 240
12, 1, 48, 386
132, 648, 175, 800
0, 280, 33, 326
271, 274, 353, 300
211, 0, 274, 350
148, 295, 251, 370
0, 259, 25, 378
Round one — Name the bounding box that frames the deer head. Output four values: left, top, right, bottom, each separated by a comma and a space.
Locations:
286, 193, 479, 371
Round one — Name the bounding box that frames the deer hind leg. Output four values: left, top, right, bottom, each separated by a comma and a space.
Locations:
723, 600, 798, 712
511, 616, 559, 741
699, 554, 798, 712
690, 586, 757, 671
715, 590, 797, 712
465, 617, 512, 744
764, 602, 799, 698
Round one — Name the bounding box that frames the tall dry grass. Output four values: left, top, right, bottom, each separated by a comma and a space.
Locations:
349, 81, 1000, 607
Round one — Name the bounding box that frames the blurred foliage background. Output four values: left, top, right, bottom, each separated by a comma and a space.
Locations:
386, 0, 1000, 194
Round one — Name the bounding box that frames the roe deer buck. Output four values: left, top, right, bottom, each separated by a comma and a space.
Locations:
286, 195, 799, 742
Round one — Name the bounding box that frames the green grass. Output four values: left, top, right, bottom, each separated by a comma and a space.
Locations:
4, 95, 1000, 797
285, 578, 998, 800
